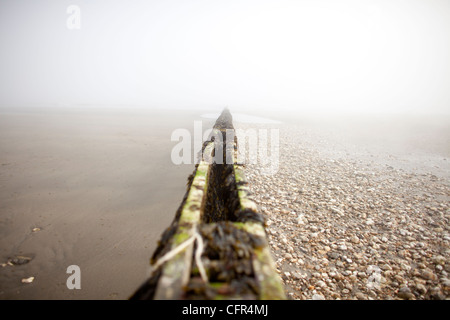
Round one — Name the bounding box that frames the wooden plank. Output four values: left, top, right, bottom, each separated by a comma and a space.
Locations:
153, 142, 214, 299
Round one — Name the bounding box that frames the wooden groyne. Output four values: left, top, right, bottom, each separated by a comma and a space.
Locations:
130, 108, 285, 300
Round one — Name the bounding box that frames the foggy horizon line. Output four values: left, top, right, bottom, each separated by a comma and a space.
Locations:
1, 102, 449, 116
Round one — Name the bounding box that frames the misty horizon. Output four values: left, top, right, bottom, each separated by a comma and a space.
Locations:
0, 0, 449, 115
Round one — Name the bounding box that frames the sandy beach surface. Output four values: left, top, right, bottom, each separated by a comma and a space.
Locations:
235, 111, 450, 300
0, 106, 215, 299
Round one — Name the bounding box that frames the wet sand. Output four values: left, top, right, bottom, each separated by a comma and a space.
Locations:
0, 106, 215, 299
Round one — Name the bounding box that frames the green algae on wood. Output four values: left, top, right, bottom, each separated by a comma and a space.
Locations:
253, 246, 287, 300
153, 142, 214, 299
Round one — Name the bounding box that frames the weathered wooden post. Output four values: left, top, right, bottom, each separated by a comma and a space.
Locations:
130, 108, 286, 300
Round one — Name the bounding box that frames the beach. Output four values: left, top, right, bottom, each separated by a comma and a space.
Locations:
0, 107, 449, 300
0, 106, 215, 299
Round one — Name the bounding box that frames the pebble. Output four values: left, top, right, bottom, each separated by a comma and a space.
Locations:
6, 256, 33, 266
398, 287, 414, 300
21, 277, 34, 284
415, 283, 427, 294
327, 252, 340, 260
421, 269, 437, 281
316, 280, 326, 288
350, 236, 360, 244
442, 279, 450, 288
432, 255, 445, 265
429, 287, 445, 300
355, 292, 366, 300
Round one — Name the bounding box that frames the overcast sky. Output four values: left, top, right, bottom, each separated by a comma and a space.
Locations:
0, 0, 449, 114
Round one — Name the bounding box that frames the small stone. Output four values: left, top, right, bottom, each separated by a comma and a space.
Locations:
415, 283, 427, 294
384, 270, 394, 278
357, 272, 367, 278
421, 269, 437, 281
299, 236, 309, 243
381, 264, 392, 271
429, 287, 445, 300
432, 255, 445, 265
394, 275, 406, 284
8, 256, 32, 266
327, 252, 340, 260
397, 287, 414, 300
351, 236, 360, 244
292, 272, 302, 280
417, 263, 427, 269
311, 294, 325, 300
442, 279, 450, 288
316, 280, 326, 288
355, 292, 366, 300
21, 277, 34, 284
285, 253, 293, 260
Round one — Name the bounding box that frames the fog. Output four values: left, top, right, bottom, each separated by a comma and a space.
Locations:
0, 0, 449, 115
